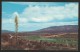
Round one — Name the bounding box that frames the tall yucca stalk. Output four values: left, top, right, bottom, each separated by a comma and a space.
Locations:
14, 15, 18, 48
15, 15, 18, 33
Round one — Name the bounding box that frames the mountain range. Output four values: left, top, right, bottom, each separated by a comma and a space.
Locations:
2, 25, 78, 34
33, 25, 78, 33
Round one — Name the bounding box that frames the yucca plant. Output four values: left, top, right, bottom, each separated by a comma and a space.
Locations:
14, 15, 18, 48
15, 15, 18, 33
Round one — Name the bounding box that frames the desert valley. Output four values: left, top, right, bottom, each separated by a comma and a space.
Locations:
1, 25, 78, 50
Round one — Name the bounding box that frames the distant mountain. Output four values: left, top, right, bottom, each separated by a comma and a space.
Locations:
2, 30, 14, 33
2, 25, 78, 34
32, 25, 78, 33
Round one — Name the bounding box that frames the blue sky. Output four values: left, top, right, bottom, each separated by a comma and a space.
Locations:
2, 2, 78, 32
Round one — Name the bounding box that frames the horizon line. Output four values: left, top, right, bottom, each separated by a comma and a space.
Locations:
2, 24, 78, 32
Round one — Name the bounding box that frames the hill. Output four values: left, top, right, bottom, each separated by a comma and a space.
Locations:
2, 25, 78, 35
2, 30, 14, 33
32, 25, 78, 33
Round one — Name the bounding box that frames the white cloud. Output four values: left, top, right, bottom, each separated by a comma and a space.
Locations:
12, 12, 19, 19
2, 12, 28, 24
19, 3, 78, 22
2, 2, 78, 31
31, 16, 53, 22
13, 12, 19, 17
2, 3, 78, 23
3, 3, 78, 23
19, 18, 28, 23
